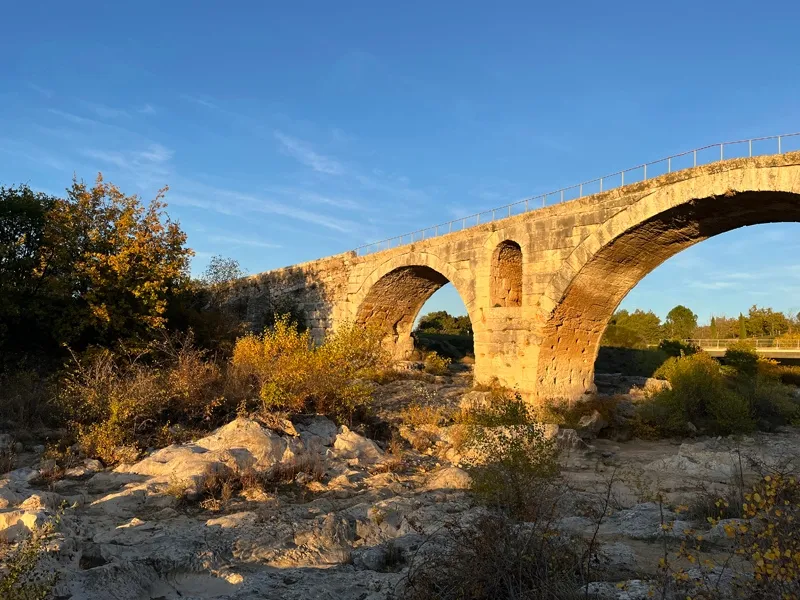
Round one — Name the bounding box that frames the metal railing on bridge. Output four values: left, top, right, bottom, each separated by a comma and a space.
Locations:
353, 132, 800, 256
687, 338, 800, 350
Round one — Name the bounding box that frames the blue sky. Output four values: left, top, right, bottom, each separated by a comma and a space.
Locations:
2, 1, 799, 325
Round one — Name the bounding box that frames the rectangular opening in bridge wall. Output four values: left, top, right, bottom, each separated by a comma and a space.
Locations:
491, 240, 522, 308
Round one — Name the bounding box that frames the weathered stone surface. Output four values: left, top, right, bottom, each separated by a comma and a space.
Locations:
583, 580, 653, 599
117, 418, 298, 485
425, 466, 472, 490
577, 410, 608, 439
333, 427, 384, 465
0, 509, 44, 542
601, 503, 691, 541
230, 153, 800, 401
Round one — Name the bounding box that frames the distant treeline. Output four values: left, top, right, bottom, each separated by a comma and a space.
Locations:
602, 305, 800, 349
415, 306, 800, 352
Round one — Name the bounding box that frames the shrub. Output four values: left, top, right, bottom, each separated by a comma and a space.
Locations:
402, 513, 583, 600
0, 370, 55, 429
460, 393, 560, 519
659, 338, 699, 358
231, 315, 313, 413
777, 365, 800, 387
401, 402, 447, 428
642, 352, 755, 436
58, 334, 234, 464
423, 352, 451, 376
662, 474, 800, 599
0, 515, 58, 600
748, 376, 799, 430
232, 317, 389, 422
723, 341, 759, 376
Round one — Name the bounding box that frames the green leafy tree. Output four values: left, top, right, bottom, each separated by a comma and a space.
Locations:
58, 175, 193, 346
709, 316, 718, 339
0, 186, 59, 365
416, 310, 472, 337
739, 313, 748, 340
602, 309, 663, 348
664, 305, 698, 340
747, 305, 789, 338
202, 255, 244, 287
0, 175, 193, 364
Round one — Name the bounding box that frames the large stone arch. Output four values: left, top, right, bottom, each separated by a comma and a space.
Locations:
535, 156, 800, 401
350, 251, 477, 358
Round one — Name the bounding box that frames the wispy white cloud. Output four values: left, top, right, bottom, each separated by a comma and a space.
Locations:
0, 138, 70, 172
137, 144, 173, 163
208, 234, 281, 249
138, 103, 157, 115
82, 148, 130, 169
181, 95, 219, 110
169, 182, 361, 234
265, 186, 362, 210
82, 102, 130, 120
27, 82, 54, 98
274, 131, 345, 175
48, 109, 97, 126
688, 280, 738, 290
80, 143, 174, 187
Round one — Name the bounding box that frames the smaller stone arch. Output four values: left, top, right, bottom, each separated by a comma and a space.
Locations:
490, 240, 522, 307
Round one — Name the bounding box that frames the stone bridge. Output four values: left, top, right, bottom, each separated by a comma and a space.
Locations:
234, 151, 800, 402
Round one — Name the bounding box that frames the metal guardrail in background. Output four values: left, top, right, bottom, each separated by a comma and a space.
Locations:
353, 132, 800, 256
687, 338, 800, 350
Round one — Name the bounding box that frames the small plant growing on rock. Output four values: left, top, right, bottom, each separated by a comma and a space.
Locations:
423, 352, 451, 376
0, 515, 59, 600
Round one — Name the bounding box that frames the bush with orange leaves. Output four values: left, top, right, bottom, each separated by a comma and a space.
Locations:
232, 316, 389, 422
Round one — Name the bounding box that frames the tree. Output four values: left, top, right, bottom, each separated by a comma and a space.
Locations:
739, 313, 748, 339
747, 305, 789, 338
0, 175, 193, 364
0, 185, 59, 365
664, 305, 698, 340
601, 309, 662, 348
416, 311, 472, 337
202, 255, 245, 287
60, 175, 193, 346
709, 316, 718, 339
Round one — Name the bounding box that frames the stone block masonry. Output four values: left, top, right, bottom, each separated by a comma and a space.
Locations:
231, 152, 800, 403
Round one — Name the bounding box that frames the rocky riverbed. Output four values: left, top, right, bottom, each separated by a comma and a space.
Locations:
2, 373, 800, 599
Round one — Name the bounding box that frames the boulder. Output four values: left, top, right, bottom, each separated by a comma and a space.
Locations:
6, 467, 39, 483
425, 467, 472, 490
333, 426, 384, 465
577, 410, 608, 439
602, 503, 691, 541
118, 418, 297, 486
556, 428, 588, 450
295, 415, 339, 447
19, 491, 64, 511
0, 509, 45, 542
644, 441, 740, 482
0, 482, 23, 509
